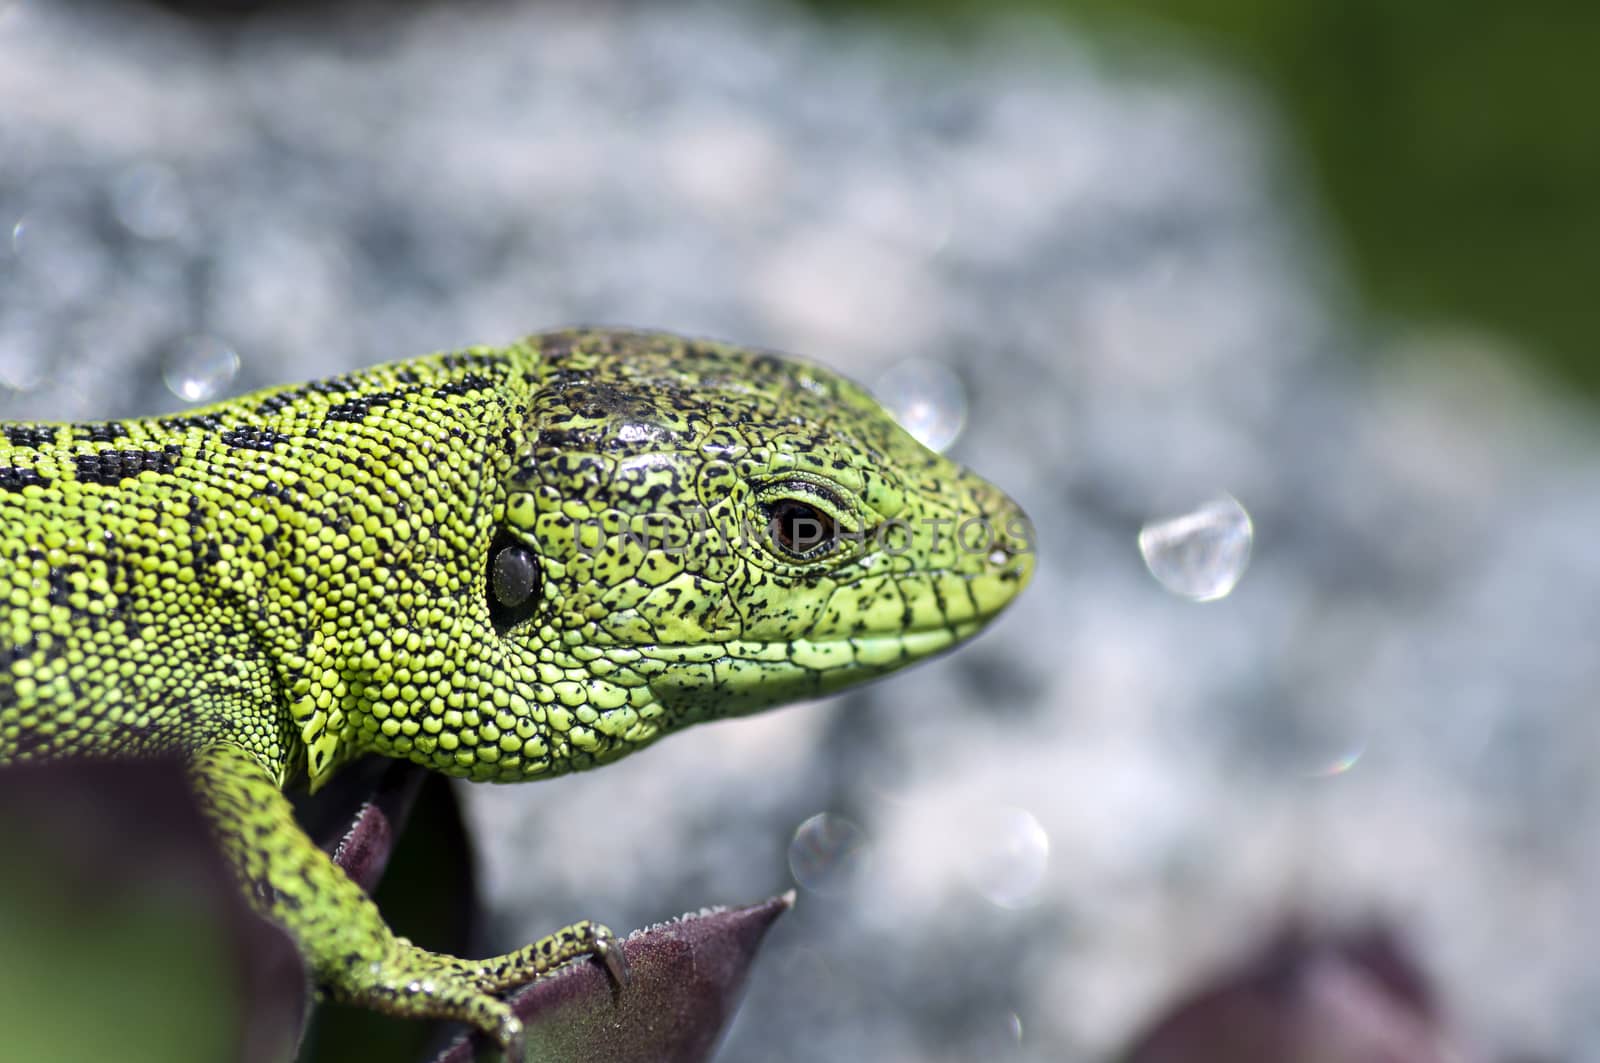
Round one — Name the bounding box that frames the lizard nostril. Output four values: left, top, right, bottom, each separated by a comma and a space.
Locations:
983, 508, 1036, 579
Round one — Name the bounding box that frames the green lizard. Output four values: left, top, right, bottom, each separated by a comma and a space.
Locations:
0, 328, 1033, 1056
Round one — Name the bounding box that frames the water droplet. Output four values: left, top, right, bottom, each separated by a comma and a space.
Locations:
1305, 741, 1365, 780
787, 812, 870, 896
111, 163, 192, 242
1138, 494, 1253, 601
965, 806, 1049, 910
874, 359, 968, 453
10, 209, 104, 301
1256, 694, 1372, 782
163, 335, 239, 403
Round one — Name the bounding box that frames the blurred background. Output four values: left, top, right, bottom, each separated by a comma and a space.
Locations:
2, 0, 1597, 1059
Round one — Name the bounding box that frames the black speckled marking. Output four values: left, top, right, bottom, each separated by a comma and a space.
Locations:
439, 352, 510, 372
434, 374, 495, 399
255, 376, 359, 416
324, 389, 413, 424
158, 414, 225, 434
5, 425, 55, 449
73, 448, 179, 486
46, 567, 74, 610
0, 466, 48, 492
75, 422, 129, 444
221, 427, 288, 452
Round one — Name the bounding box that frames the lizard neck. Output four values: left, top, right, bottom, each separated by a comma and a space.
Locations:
228, 349, 540, 786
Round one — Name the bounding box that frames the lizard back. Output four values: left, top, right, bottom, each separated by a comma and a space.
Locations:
0, 349, 534, 772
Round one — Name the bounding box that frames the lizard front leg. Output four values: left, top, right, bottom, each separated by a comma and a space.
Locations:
188, 743, 622, 1058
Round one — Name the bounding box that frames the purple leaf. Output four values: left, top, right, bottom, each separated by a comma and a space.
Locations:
432, 892, 796, 1063
303, 755, 429, 893
1119, 918, 1481, 1063
301, 765, 482, 1062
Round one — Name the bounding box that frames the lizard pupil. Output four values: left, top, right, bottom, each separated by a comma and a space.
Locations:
765, 498, 836, 559
487, 534, 540, 632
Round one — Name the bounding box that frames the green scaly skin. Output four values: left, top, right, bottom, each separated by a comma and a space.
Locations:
0, 328, 1033, 1055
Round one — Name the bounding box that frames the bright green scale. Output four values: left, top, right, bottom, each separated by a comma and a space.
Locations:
0, 329, 1032, 1055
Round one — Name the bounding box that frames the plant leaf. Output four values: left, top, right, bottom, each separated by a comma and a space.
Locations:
300, 763, 480, 1063
1118, 918, 1480, 1063
299, 755, 429, 893
432, 892, 796, 1063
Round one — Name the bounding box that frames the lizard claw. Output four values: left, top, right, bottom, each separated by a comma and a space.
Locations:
592, 926, 631, 987
496, 1014, 527, 1062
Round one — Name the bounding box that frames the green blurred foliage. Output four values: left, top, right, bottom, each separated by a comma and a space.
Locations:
0, 867, 240, 1062
813, 0, 1600, 395
0, 760, 303, 1063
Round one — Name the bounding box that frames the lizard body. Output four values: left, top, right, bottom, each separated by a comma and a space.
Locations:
0, 328, 1032, 1055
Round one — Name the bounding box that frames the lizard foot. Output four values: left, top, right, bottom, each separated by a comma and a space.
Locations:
329, 920, 624, 1059
453, 918, 629, 993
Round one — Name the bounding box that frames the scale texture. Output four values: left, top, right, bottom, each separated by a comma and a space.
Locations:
0, 327, 1032, 1053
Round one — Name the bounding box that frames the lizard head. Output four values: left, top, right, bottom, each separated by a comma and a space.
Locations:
488, 329, 1033, 769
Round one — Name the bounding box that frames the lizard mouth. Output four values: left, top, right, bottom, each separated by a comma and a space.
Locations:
796, 620, 989, 668
621, 546, 1032, 691
656, 618, 994, 676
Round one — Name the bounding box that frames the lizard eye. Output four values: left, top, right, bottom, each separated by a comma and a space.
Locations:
763, 498, 838, 560
487, 532, 540, 633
